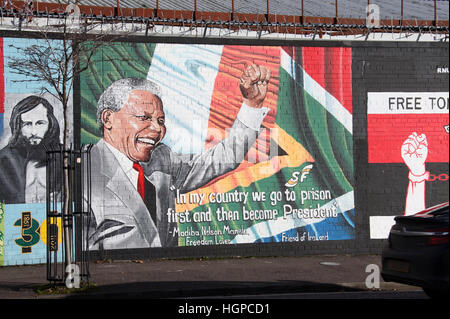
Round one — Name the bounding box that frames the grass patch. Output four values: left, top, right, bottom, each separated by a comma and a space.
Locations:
35, 281, 97, 295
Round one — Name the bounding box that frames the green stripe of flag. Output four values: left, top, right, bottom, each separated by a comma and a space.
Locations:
80, 42, 156, 144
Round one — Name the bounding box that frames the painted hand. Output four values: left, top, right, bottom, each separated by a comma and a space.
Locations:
239, 64, 271, 108
401, 132, 428, 176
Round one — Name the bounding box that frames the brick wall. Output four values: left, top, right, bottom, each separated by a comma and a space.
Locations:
0, 34, 448, 265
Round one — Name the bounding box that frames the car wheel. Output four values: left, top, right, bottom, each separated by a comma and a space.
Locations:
423, 287, 449, 299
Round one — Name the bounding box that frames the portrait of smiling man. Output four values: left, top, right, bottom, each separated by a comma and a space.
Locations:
102, 88, 166, 163
88, 64, 271, 250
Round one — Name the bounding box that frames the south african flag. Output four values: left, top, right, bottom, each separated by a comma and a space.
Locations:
81, 43, 355, 246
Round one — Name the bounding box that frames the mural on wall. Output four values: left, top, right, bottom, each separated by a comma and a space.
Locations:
368, 91, 449, 238
0, 37, 71, 265
80, 43, 355, 250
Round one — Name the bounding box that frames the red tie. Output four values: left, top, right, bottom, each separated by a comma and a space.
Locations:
132, 163, 145, 201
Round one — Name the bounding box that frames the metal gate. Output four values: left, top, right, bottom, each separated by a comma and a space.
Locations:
45, 145, 93, 286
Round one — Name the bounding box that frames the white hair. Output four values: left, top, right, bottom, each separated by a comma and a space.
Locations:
96, 78, 162, 135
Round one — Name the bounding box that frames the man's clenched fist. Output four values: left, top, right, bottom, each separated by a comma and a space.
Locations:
239, 64, 271, 108
401, 132, 428, 176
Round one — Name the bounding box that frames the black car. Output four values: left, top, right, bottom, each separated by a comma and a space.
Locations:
381, 202, 449, 299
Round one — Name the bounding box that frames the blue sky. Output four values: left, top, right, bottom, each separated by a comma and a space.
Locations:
3, 38, 67, 95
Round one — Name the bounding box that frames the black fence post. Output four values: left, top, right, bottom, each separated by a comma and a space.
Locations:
46, 146, 92, 286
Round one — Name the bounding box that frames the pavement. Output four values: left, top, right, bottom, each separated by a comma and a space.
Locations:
0, 254, 421, 299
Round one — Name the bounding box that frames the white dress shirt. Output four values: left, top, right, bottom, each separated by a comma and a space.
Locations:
237, 103, 270, 131
104, 141, 139, 191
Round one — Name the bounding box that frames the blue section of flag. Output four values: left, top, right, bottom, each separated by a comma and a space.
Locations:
255, 209, 356, 243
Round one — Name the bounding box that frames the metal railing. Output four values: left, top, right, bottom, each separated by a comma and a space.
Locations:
1, 0, 448, 35
45, 144, 92, 286
0, 6, 448, 38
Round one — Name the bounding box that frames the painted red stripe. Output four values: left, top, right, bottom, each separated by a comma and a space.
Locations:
302, 47, 353, 115
302, 47, 325, 88
368, 114, 449, 163
281, 46, 295, 60
325, 47, 352, 114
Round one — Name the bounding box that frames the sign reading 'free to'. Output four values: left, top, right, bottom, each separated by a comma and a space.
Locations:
368, 92, 449, 114
367, 92, 449, 164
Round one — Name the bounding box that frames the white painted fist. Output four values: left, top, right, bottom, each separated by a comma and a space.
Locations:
401, 132, 428, 176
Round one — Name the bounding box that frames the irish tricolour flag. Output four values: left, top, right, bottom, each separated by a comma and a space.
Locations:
81, 44, 355, 245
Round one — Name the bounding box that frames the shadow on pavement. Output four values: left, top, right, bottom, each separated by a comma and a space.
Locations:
64, 280, 365, 299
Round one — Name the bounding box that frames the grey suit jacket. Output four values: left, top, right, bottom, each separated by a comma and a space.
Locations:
87, 115, 264, 250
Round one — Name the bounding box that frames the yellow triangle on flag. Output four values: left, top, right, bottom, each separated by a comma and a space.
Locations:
176, 124, 314, 213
